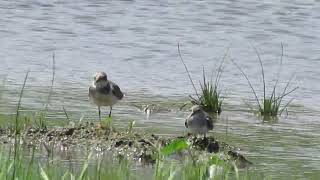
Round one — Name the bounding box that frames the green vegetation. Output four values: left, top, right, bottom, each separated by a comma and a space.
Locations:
0, 134, 262, 180
178, 43, 226, 114
160, 138, 189, 156
0, 147, 135, 180
197, 68, 223, 113
0, 45, 304, 179
12, 70, 29, 180
231, 44, 298, 117
0, 69, 256, 180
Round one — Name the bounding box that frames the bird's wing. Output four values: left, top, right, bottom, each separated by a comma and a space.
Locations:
206, 115, 214, 130
111, 83, 124, 99
88, 86, 96, 98
185, 111, 195, 128
96, 83, 111, 94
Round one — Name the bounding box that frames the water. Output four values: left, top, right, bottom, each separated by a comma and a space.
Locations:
1, 0, 320, 178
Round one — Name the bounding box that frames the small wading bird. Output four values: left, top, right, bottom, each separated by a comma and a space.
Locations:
185, 105, 214, 138
89, 72, 124, 120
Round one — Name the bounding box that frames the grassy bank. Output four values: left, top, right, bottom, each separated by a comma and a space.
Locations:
0, 136, 262, 180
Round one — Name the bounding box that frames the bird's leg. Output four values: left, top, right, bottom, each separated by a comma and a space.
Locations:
108, 106, 112, 117
98, 106, 101, 121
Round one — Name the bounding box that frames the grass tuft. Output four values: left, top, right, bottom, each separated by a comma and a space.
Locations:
231, 44, 298, 117
198, 68, 223, 113
178, 43, 226, 113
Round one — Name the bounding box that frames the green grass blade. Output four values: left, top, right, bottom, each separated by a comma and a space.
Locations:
15, 71, 30, 134
62, 106, 70, 121
189, 95, 200, 105
277, 86, 298, 102
12, 70, 29, 180
279, 98, 294, 115
270, 43, 284, 100
62, 172, 70, 180
214, 46, 230, 87
78, 152, 91, 180
71, 174, 76, 180
231, 59, 261, 111
127, 120, 135, 134
40, 166, 50, 180
178, 43, 200, 99
44, 53, 56, 112
251, 44, 266, 101
208, 155, 225, 166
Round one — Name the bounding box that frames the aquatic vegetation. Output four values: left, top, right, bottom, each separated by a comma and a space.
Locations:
0, 44, 303, 180
231, 44, 298, 117
1, 85, 253, 179
0, 65, 255, 180
178, 43, 226, 114
197, 68, 223, 113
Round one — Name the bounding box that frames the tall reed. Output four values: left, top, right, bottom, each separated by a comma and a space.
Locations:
12, 70, 29, 180
36, 54, 56, 129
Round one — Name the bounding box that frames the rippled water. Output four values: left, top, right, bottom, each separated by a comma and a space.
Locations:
1, 0, 320, 178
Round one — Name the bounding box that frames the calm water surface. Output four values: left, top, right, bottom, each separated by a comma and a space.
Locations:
0, 0, 320, 179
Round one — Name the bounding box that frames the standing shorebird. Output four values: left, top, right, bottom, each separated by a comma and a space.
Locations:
185, 105, 214, 138
89, 72, 124, 120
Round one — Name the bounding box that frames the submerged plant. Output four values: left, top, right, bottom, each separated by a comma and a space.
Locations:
231, 44, 298, 117
178, 43, 226, 114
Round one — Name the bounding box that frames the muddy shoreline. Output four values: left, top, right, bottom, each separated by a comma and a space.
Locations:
0, 122, 252, 168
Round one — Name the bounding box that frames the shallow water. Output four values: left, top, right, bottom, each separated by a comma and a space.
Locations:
1, 0, 320, 179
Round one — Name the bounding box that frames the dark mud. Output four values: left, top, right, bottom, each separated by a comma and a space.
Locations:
0, 122, 252, 168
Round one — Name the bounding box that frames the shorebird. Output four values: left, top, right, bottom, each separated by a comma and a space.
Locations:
89, 72, 124, 120
185, 105, 214, 137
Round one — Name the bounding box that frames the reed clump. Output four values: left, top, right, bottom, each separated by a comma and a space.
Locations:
178, 43, 226, 114
197, 68, 223, 113
232, 44, 298, 117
